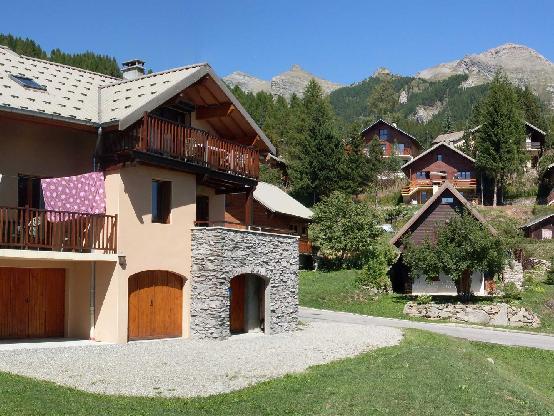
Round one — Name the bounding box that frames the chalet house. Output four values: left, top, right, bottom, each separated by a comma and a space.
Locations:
542, 163, 554, 206
390, 182, 497, 296
361, 119, 422, 161
433, 121, 546, 169
520, 213, 554, 240
400, 142, 477, 204
0, 46, 299, 343
225, 182, 313, 264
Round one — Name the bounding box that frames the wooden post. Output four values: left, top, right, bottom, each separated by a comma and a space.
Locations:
245, 188, 254, 228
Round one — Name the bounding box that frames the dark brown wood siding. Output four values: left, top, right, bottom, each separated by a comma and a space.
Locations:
362, 120, 421, 157
402, 145, 475, 182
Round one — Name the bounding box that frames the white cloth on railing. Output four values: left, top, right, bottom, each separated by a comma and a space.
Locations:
41, 172, 106, 221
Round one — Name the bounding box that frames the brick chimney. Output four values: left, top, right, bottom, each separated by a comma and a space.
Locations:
121, 59, 145, 80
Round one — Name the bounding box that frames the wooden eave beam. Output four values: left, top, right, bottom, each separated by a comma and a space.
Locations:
196, 103, 236, 120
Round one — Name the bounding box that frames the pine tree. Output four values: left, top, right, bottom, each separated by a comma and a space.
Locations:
367, 77, 398, 121
442, 109, 454, 133
288, 80, 344, 205
474, 73, 526, 206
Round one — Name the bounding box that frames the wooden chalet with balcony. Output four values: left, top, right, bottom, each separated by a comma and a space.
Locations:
400, 142, 477, 204
0, 46, 299, 344
361, 119, 422, 161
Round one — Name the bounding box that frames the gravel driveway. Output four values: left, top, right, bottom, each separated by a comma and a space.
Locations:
0, 321, 401, 397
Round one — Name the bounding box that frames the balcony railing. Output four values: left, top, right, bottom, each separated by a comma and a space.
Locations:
525, 142, 542, 151
0, 207, 117, 254
103, 113, 259, 179
194, 221, 312, 254
401, 178, 477, 196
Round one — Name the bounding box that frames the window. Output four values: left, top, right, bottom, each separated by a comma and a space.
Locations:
420, 191, 428, 203
416, 171, 427, 179
10, 75, 46, 91
437, 154, 443, 162
196, 195, 210, 225
152, 180, 171, 224
456, 171, 471, 180
394, 143, 405, 155
18, 175, 44, 209
441, 197, 454, 204
379, 129, 389, 140
381, 144, 386, 154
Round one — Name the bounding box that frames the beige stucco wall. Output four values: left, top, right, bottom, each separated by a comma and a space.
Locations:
0, 117, 96, 206
101, 165, 226, 341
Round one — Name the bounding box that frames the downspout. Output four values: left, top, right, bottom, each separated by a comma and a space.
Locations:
89, 125, 102, 340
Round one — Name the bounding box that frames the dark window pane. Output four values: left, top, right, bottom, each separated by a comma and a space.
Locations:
152, 180, 171, 224
11, 75, 46, 91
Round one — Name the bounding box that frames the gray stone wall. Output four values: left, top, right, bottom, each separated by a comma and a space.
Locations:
502, 260, 524, 289
190, 227, 299, 339
404, 302, 540, 327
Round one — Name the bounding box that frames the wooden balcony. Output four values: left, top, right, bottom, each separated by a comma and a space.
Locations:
0, 207, 117, 254
525, 142, 542, 151
102, 113, 260, 180
402, 179, 477, 196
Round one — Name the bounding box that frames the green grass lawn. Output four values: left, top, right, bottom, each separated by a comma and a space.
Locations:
300, 269, 554, 333
3, 330, 554, 415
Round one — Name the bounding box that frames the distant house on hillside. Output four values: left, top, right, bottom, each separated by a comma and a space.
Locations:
521, 213, 554, 240
543, 163, 554, 205
434, 121, 546, 169
400, 142, 477, 204
361, 119, 422, 162
389, 182, 497, 295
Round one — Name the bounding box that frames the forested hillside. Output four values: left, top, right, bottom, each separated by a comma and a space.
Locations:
0, 34, 121, 77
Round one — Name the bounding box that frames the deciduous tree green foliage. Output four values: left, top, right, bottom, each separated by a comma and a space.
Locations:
473, 73, 526, 206
258, 164, 284, 187
357, 243, 397, 292
402, 212, 507, 296
309, 192, 383, 269
0, 33, 121, 77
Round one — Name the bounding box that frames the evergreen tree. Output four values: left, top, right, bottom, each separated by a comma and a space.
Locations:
474, 73, 526, 206
367, 77, 398, 121
288, 80, 344, 205
442, 108, 454, 133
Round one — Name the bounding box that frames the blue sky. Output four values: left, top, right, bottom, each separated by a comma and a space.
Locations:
2, 0, 553, 84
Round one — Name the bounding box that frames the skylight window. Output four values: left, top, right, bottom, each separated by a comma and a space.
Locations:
10, 75, 46, 91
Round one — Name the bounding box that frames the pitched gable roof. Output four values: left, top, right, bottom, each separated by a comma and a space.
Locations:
0, 46, 276, 154
361, 119, 421, 147
401, 141, 475, 170
390, 181, 496, 245
253, 182, 312, 220
520, 212, 554, 230
432, 130, 464, 145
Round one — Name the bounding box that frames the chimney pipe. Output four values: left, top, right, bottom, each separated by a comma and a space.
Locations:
121, 59, 145, 80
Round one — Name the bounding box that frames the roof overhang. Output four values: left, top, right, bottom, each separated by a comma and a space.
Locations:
361, 119, 422, 148
401, 142, 475, 172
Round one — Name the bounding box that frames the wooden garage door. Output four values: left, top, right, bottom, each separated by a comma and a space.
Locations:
128, 271, 183, 340
0, 268, 65, 339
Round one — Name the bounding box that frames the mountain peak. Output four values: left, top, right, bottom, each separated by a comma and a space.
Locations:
290, 64, 303, 71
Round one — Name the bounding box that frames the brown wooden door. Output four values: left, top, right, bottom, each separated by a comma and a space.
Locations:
0, 268, 65, 339
128, 271, 183, 340
230, 275, 246, 333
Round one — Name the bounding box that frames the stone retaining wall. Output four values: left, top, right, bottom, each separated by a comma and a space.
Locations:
502, 260, 524, 289
190, 227, 299, 339
404, 302, 540, 327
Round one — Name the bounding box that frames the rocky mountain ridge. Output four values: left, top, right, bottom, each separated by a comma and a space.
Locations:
224, 64, 343, 99
416, 43, 554, 107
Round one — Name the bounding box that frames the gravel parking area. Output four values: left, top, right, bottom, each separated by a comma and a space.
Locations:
0, 321, 402, 398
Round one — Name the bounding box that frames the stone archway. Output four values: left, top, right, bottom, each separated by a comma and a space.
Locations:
229, 274, 269, 334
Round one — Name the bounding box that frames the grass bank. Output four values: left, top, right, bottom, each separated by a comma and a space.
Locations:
300, 269, 554, 333
2, 330, 554, 415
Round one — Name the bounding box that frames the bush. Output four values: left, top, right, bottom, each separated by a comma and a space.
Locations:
356, 243, 396, 292
416, 294, 433, 305
546, 259, 554, 285
501, 282, 522, 301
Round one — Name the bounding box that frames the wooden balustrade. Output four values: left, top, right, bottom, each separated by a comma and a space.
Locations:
402, 178, 477, 196
105, 113, 259, 179
0, 207, 117, 254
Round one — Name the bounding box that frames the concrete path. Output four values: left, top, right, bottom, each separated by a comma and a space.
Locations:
300, 307, 554, 351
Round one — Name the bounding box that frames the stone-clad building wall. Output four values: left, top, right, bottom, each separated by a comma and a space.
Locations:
190, 227, 299, 339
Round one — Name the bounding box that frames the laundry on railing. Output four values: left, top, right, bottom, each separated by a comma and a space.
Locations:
41, 172, 106, 221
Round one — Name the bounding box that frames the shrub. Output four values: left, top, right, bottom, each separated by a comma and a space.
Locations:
546, 259, 554, 285
501, 282, 522, 301
356, 243, 396, 293
416, 294, 433, 305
